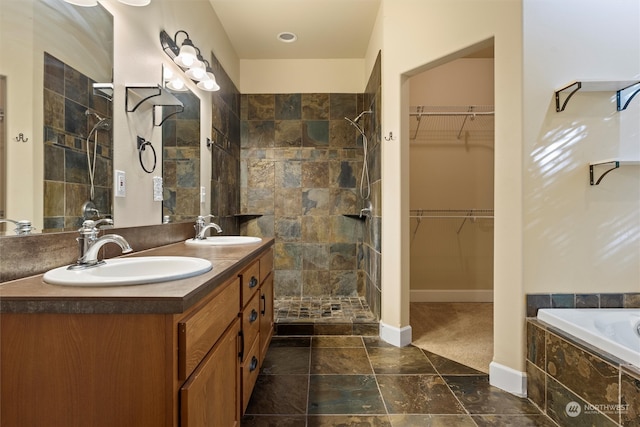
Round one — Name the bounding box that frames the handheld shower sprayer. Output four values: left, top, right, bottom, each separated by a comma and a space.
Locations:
344, 110, 373, 201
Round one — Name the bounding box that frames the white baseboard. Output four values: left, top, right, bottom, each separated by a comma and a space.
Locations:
489, 361, 527, 397
379, 321, 412, 347
410, 289, 494, 302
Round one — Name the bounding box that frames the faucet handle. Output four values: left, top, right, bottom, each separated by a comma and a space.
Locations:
79, 218, 114, 235
196, 214, 216, 223
1, 219, 34, 235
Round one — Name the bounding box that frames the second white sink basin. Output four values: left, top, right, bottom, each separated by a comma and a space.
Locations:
185, 236, 262, 246
43, 256, 213, 287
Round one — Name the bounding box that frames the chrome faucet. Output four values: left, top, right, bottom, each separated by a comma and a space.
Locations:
0, 219, 34, 235
194, 215, 223, 240
70, 219, 132, 269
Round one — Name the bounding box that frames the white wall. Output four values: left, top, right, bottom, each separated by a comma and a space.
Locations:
371, 0, 525, 392
102, 0, 239, 227
522, 0, 640, 293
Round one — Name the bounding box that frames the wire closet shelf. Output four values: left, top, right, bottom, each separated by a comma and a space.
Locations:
409, 105, 494, 140
410, 209, 494, 235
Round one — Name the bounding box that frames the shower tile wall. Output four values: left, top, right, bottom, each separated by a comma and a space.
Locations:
209, 50, 241, 234
43, 52, 112, 231
162, 91, 200, 222
240, 93, 366, 299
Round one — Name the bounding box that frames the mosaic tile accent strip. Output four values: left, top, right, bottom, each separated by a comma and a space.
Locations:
526, 292, 640, 317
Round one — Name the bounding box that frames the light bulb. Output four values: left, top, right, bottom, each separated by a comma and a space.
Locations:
197, 72, 220, 91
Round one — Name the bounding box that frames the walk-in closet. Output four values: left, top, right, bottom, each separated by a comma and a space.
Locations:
408, 49, 495, 373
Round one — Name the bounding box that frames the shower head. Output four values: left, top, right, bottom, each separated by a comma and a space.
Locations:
86, 109, 111, 131
352, 110, 372, 124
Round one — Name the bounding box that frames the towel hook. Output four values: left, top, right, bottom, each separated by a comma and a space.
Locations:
15, 133, 28, 142
384, 132, 395, 141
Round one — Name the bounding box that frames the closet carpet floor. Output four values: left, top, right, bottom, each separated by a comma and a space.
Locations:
410, 302, 493, 374
241, 335, 556, 427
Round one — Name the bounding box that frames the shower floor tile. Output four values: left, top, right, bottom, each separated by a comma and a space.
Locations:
274, 296, 378, 336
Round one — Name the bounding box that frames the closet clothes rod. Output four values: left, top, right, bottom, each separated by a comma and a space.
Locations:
409, 111, 495, 117
410, 209, 494, 234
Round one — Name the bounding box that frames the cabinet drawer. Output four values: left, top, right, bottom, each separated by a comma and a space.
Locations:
241, 335, 260, 414
241, 293, 261, 359
259, 248, 273, 284
240, 260, 260, 308
178, 277, 240, 380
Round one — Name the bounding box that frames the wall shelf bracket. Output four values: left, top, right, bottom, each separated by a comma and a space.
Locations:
589, 159, 640, 185
125, 85, 184, 126
555, 80, 640, 112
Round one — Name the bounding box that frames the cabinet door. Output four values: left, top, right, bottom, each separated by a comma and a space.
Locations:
181, 319, 240, 427
259, 272, 274, 361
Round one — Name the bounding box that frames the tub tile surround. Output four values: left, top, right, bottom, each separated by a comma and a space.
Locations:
527, 292, 640, 317
527, 319, 640, 426
43, 52, 113, 231
240, 53, 382, 322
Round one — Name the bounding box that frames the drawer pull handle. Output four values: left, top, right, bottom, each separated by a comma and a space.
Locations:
238, 330, 245, 361
260, 293, 266, 315
249, 356, 258, 372
249, 309, 258, 323
248, 276, 258, 288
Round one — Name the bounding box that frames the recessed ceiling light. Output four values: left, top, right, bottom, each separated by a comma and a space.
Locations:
277, 32, 297, 43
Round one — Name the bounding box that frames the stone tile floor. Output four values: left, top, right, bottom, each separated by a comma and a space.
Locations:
242, 336, 558, 427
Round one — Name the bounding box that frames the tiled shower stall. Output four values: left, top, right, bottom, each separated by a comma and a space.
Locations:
209, 53, 382, 322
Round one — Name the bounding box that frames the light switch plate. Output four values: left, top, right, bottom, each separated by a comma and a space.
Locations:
115, 170, 126, 197
153, 176, 163, 201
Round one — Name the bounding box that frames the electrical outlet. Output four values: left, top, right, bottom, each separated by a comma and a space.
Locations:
115, 170, 126, 197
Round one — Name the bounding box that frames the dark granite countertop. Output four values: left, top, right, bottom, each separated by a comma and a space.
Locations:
0, 238, 274, 315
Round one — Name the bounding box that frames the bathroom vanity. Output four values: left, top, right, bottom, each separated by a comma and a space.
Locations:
0, 238, 274, 427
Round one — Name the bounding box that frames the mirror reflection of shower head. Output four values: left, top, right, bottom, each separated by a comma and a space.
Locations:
85, 109, 111, 131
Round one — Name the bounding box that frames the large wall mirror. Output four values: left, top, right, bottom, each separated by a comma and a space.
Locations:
0, 0, 113, 235
162, 78, 201, 223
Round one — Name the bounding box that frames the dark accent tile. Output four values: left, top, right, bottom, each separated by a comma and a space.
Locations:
600, 293, 624, 308
443, 375, 540, 414
245, 375, 308, 415
248, 94, 275, 120
546, 376, 618, 427
44, 52, 64, 94
526, 361, 546, 411
575, 294, 600, 308
471, 414, 559, 426
367, 346, 436, 375
308, 415, 391, 427
378, 374, 465, 414
303, 121, 329, 147
311, 347, 372, 375
276, 323, 315, 335
276, 94, 301, 120
526, 294, 551, 317
422, 350, 486, 375
260, 347, 310, 375
551, 293, 575, 308
526, 321, 546, 369
308, 375, 385, 415
624, 293, 640, 308
302, 93, 329, 120
546, 332, 618, 409
621, 367, 640, 426
241, 415, 306, 427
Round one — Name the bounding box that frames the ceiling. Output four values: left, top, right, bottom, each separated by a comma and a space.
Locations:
208, 0, 381, 60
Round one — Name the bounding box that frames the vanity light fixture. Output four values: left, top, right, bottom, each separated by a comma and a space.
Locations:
160, 30, 220, 92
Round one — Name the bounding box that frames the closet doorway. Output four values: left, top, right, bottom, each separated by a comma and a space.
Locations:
408, 46, 495, 373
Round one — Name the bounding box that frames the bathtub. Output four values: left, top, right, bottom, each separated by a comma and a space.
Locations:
537, 308, 640, 368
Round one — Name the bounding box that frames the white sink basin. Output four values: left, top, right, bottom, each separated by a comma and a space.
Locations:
43, 256, 213, 287
185, 236, 262, 246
